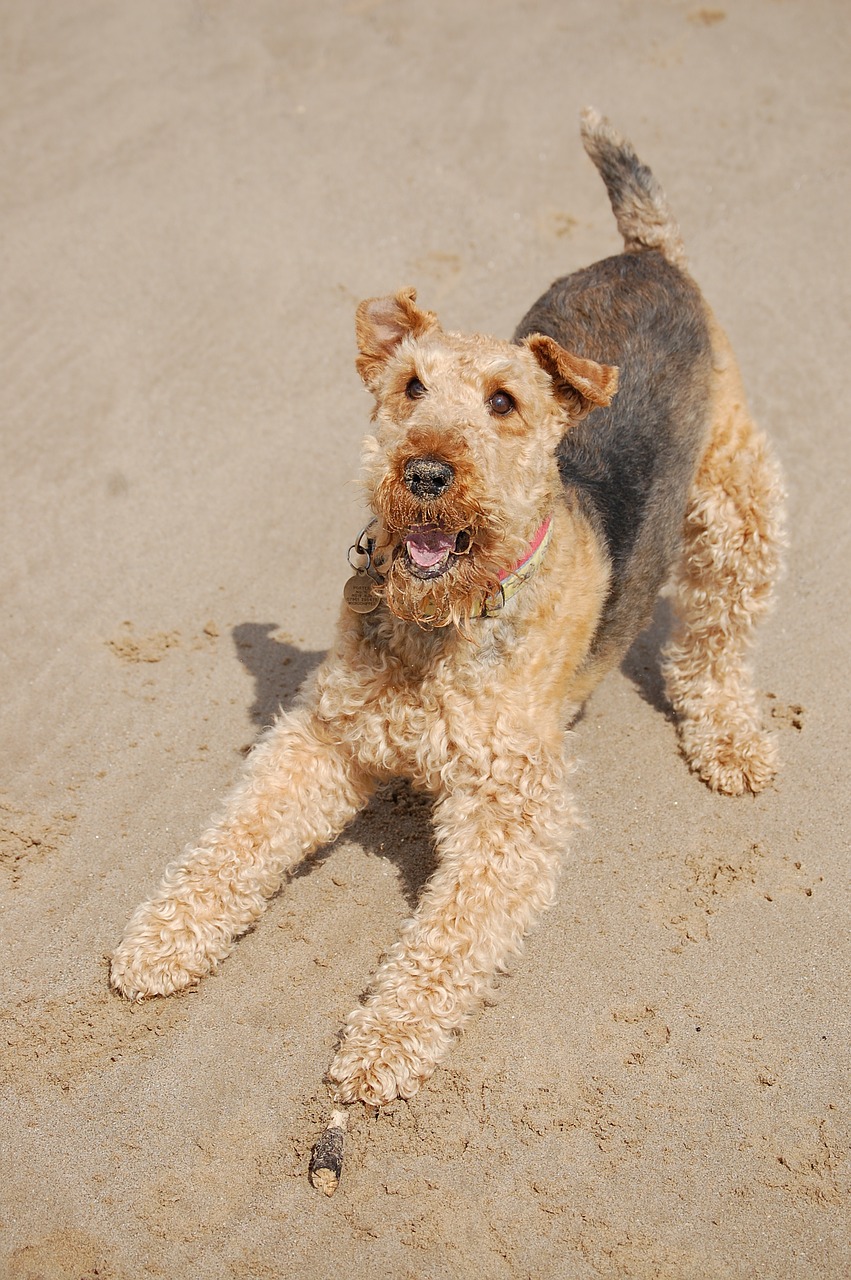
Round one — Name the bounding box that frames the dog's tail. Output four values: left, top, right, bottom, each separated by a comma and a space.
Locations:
579, 107, 687, 270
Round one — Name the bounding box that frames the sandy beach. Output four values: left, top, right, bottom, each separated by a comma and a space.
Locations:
1, 2, 848, 1276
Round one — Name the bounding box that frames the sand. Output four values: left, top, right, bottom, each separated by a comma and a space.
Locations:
1, 2, 848, 1277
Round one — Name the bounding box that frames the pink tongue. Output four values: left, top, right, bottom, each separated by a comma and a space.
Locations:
406, 528, 456, 569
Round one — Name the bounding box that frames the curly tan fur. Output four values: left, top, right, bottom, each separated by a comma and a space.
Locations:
661, 314, 785, 794
110, 112, 784, 1117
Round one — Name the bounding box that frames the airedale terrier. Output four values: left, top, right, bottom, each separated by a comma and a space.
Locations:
111, 110, 784, 1178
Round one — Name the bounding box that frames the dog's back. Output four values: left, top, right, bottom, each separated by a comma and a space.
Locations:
514, 111, 713, 679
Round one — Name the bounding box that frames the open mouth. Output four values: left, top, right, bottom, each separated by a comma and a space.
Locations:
403, 526, 470, 579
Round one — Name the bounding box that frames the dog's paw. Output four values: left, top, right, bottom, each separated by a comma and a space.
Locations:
109, 904, 220, 1000
110, 943, 203, 1001
680, 718, 779, 796
328, 1010, 449, 1106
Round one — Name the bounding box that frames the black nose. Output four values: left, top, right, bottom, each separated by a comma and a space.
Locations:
403, 457, 455, 500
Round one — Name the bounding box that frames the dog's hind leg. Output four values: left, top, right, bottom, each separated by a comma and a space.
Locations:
662, 321, 785, 795
110, 705, 375, 999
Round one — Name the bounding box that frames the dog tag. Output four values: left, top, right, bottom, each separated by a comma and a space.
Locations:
343, 574, 379, 614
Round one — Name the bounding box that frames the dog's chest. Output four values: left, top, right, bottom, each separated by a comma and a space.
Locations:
322, 629, 507, 790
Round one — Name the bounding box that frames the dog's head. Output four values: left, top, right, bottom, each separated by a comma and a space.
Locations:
355, 288, 617, 630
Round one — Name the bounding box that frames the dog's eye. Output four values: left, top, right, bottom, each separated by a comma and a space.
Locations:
489, 390, 516, 416
405, 377, 427, 400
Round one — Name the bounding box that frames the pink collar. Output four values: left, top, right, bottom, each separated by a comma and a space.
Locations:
476, 515, 553, 617
501, 516, 552, 580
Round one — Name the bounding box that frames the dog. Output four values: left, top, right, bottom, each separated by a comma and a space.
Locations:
110, 109, 784, 1166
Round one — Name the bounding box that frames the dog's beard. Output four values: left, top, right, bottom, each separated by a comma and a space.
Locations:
378, 533, 504, 630
369, 468, 512, 629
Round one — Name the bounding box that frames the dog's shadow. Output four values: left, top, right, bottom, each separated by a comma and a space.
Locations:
232, 622, 323, 729
620, 596, 675, 719
232, 623, 438, 907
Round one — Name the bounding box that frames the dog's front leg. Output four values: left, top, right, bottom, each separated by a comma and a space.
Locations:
328, 743, 576, 1106
110, 706, 374, 1000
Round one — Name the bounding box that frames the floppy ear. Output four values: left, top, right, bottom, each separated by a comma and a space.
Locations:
523, 333, 619, 421
355, 287, 440, 390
